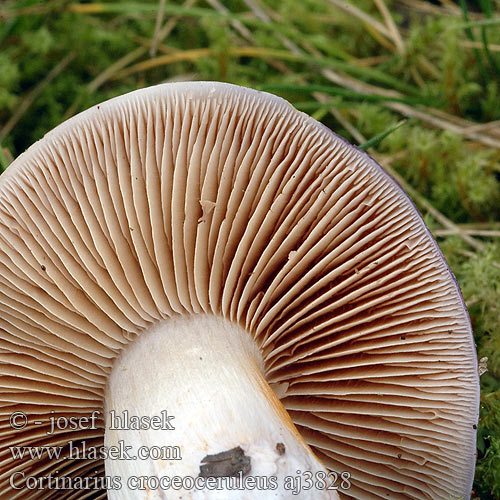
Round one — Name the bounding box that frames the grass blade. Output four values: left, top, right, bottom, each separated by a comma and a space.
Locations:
359, 119, 407, 150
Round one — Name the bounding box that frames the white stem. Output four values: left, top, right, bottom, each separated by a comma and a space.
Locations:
105, 314, 338, 499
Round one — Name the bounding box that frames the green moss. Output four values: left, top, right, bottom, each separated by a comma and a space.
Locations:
20, 25, 53, 55
438, 238, 500, 498
0, 0, 499, 496
475, 389, 500, 498
383, 127, 500, 222
0, 52, 19, 112
461, 243, 500, 373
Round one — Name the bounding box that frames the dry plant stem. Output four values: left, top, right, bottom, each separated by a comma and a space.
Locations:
150, 0, 198, 53
397, 0, 465, 17
150, 0, 166, 57
205, 0, 253, 42
326, 0, 394, 41
437, 0, 462, 12
462, 120, 500, 136
373, 0, 405, 53
204, 0, 290, 73
434, 229, 500, 237
244, 0, 299, 53
388, 102, 500, 149
456, 222, 500, 229
105, 315, 335, 500
461, 40, 500, 53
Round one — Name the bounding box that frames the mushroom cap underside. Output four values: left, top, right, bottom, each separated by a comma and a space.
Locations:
0, 82, 479, 499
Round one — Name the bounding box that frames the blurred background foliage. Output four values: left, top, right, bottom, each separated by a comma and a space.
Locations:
0, 0, 499, 497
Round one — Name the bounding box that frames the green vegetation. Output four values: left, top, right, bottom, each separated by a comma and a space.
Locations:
0, 0, 499, 497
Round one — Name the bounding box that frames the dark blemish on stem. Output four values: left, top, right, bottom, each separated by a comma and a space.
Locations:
199, 446, 251, 477
276, 442, 286, 455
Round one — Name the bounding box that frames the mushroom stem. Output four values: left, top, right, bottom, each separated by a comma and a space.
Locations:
105, 314, 337, 499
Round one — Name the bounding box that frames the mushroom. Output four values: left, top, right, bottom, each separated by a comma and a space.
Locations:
0, 82, 479, 499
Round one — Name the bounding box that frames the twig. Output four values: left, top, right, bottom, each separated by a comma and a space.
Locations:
417, 55, 440, 79
90, 47, 147, 93
309, 65, 500, 148
362, 20, 397, 51
320, 67, 403, 98
312, 64, 500, 148
409, 65, 426, 88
